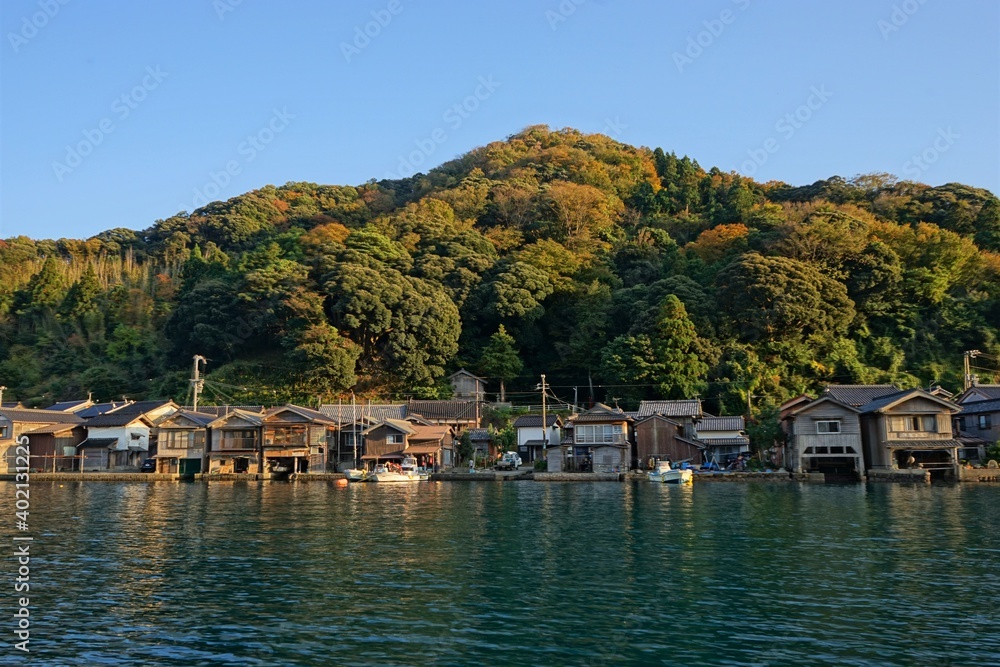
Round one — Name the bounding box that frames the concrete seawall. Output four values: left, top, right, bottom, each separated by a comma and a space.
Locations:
534, 472, 622, 482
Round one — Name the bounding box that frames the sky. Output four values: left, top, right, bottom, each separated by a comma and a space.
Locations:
1, 0, 998, 240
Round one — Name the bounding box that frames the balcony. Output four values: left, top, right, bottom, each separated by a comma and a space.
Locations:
574, 434, 628, 446
219, 437, 259, 451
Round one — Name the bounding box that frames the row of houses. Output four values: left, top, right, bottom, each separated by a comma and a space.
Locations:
781, 383, 1000, 481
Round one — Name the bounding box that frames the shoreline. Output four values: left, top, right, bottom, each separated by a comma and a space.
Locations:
3, 469, 996, 483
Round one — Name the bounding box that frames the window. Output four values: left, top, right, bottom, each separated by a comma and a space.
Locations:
576, 424, 623, 443
387, 433, 403, 445
890, 415, 937, 432
978, 415, 993, 429
816, 421, 841, 434
958, 417, 967, 431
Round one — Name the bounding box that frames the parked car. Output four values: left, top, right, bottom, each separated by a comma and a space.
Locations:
139, 458, 156, 473
495, 452, 522, 470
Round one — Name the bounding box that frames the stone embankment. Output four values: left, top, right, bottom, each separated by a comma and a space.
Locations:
958, 467, 1000, 483
867, 469, 930, 483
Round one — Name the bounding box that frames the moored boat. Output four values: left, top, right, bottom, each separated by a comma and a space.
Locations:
369, 456, 427, 482
648, 460, 693, 484
345, 468, 368, 482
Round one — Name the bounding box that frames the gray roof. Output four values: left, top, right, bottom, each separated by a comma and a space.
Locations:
699, 416, 745, 432
262, 404, 339, 425
961, 385, 1000, 401
361, 404, 408, 422
637, 400, 702, 418
513, 414, 559, 428
157, 410, 216, 427
466, 428, 491, 441
883, 440, 962, 449
76, 402, 131, 418
181, 405, 264, 416
86, 412, 153, 428
0, 408, 84, 424
959, 399, 1000, 415
823, 384, 899, 407
858, 389, 958, 415
699, 437, 751, 447
44, 400, 92, 412
408, 400, 478, 422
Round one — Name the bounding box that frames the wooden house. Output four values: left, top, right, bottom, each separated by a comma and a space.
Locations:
955, 399, 1000, 462
858, 389, 962, 479
361, 419, 417, 463
512, 414, 561, 463
695, 415, 750, 466
406, 424, 455, 470
551, 404, 632, 473
0, 408, 86, 472
261, 405, 337, 474
153, 410, 215, 475
83, 411, 156, 470
207, 409, 264, 474
449, 369, 486, 401
955, 384, 1000, 405
784, 396, 865, 478
634, 414, 705, 467
636, 400, 703, 439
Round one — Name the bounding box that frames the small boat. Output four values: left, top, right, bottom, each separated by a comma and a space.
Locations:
345, 468, 368, 482
369, 456, 427, 483
648, 460, 693, 484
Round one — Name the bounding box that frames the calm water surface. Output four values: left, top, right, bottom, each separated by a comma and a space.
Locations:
2, 480, 999, 666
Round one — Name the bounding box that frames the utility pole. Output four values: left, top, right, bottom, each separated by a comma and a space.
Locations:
538, 374, 548, 462
0, 386, 6, 407
191, 355, 207, 411
964, 350, 981, 391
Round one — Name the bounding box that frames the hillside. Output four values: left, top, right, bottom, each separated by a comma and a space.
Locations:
2, 125, 999, 414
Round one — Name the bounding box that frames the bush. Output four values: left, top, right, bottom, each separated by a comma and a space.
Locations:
534, 459, 546, 471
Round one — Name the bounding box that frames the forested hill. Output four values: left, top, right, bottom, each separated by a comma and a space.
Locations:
2, 125, 999, 414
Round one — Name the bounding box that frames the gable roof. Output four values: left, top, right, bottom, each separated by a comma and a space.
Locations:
513, 414, 560, 428
181, 405, 264, 416
637, 400, 703, 419
0, 408, 84, 424
635, 413, 682, 426
364, 418, 417, 436
788, 395, 860, 417
449, 369, 486, 382
571, 403, 633, 423
155, 410, 216, 428
23, 423, 83, 435
208, 409, 264, 428
318, 404, 381, 425
408, 400, 478, 421
699, 416, 745, 432
76, 402, 131, 418
466, 428, 491, 440
409, 425, 452, 442
359, 404, 408, 422
822, 384, 899, 407
959, 399, 1000, 415
957, 385, 1000, 403
262, 404, 338, 425
110, 400, 177, 416
859, 389, 960, 415
45, 399, 94, 413
85, 412, 155, 428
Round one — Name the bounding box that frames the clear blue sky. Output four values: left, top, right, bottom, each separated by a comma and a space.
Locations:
1, 0, 997, 240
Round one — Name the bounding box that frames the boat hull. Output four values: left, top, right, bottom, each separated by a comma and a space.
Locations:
662, 469, 693, 484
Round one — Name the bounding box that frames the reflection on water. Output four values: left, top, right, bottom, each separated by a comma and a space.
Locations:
2, 480, 999, 666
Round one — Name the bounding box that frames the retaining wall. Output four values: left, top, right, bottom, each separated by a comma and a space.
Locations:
958, 467, 1000, 483
867, 469, 930, 483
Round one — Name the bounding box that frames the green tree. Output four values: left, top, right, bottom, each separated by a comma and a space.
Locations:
479, 325, 523, 402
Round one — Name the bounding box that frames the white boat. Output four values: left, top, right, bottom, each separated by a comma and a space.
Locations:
647, 460, 693, 484
369, 456, 428, 483
345, 468, 368, 482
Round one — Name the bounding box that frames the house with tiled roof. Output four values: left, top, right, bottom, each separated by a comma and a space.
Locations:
955, 384, 1000, 405
0, 407, 86, 472
822, 384, 899, 408
44, 399, 94, 413
152, 410, 216, 476
858, 388, 962, 479
955, 399, 1000, 461
449, 369, 486, 401
512, 414, 561, 463
549, 404, 632, 473
635, 414, 705, 467
695, 415, 751, 465
82, 407, 161, 470
206, 409, 264, 474
261, 405, 337, 474
406, 424, 455, 469
783, 395, 865, 478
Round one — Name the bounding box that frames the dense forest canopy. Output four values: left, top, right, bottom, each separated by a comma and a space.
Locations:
2, 125, 999, 415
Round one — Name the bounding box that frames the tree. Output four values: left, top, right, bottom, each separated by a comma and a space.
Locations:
601, 295, 710, 401
456, 431, 474, 464
289, 322, 361, 397
716, 253, 855, 344
479, 325, 523, 402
